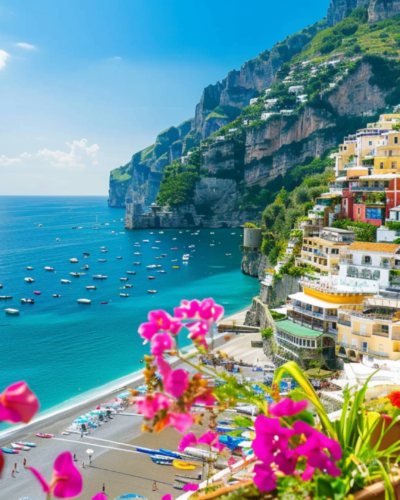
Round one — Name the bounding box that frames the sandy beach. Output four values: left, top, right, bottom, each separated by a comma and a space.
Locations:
1, 308, 264, 500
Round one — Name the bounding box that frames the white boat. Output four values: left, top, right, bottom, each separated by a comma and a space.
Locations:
155, 241, 161, 243
116, 256, 123, 259
77, 299, 91, 305
143, 240, 149, 243
0, 296, 12, 300
24, 277, 35, 283
53, 294, 61, 298
93, 275, 107, 280
125, 284, 133, 288
70, 272, 79, 277
148, 290, 157, 294
156, 265, 162, 268
152, 247, 159, 250
5, 309, 19, 316
147, 265, 157, 269
120, 278, 129, 281
133, 262, 141, 265
98, 259, 107, 262
21, 298, 34, 304
26, 266, 33, 270
86, 286, 97, 290
120, 293, 129, 297
70, 258, 78, 263
184, 447, 217, 460
44, 267, 54, 272
11, 443, 30, 451
101, 250, 108, 253
183, 254, 189, 261
188, 245, 195, 248
126, 271, 136, 275
134, 252, 142, 255
61, 279, 71, 284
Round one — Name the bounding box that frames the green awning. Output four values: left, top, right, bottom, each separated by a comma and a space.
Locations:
275, 320, 322, 338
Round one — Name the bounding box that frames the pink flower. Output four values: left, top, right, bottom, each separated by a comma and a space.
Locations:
151, 332, 174, 356
156, 357, 189, 399
91, 494, 108, 500
0, 381, 40, 424
174, 298, 224, 323
168, 412, 194, 434
28, 451, 82, 498
136, 393, 170, 419
183, 483, 199, 492
253, 462, 278, 492
382, 414, 393, 422
252, 416, 294, 461
193, 391, 216, 406
161, 495, 173, 500
198, 430, 224, 451
178, 432, 198, 452
269, 398, 308, 418
138, 310, 182, 342
187, 321, 209, 349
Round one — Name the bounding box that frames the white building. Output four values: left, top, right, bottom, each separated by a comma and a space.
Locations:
228, 128, 238, 133
377, 206, 400, 243
265, 99, 278, 109
261, 112, 275, 120
265, 89, 272, 95
250, 98, 258, 105
215, 136, 225, 142
281, 109, 294, 115
297, 94, 308, 103
288, 85, 304, 95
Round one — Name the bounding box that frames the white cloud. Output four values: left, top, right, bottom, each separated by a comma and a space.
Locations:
0, 139, 100, 168
0, 155, 22, 166
0, 49, 9, 70
16, 42, 36, 50
111, 56, 121, 60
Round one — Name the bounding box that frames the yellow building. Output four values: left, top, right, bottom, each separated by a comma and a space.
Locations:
368, 114, 400, 130
337, 297, 400, 363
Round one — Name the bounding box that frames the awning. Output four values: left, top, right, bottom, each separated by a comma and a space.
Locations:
289, 292, 340, 309
360, 174, 400, 180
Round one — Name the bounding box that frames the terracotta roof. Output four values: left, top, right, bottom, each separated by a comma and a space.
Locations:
347, 242, 400, 253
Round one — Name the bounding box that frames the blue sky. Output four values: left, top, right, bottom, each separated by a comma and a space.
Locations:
0, 0, 331, 196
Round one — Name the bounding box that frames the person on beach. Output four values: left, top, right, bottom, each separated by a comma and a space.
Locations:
73, 453, 77, 461
82, 462, 85, 469
152, 481, 158, 491
14, 462, 17, 472
11, 469, 15, 478
102, 483, 107, 496
23, 458, 26, 468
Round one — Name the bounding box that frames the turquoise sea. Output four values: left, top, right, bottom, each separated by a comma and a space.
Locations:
0, 196, 259, 427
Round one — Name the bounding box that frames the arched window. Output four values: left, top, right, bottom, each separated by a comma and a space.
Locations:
361, 268, 372, 280
373, 270, 380, 281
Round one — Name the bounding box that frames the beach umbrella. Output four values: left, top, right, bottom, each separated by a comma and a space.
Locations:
114, 495, 149, 500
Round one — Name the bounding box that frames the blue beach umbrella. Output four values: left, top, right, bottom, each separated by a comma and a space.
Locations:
114, 495, 149, 500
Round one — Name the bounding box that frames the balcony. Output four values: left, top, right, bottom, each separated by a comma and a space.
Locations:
336, 342, 389, 358
338, 319, 351, 327
373, 330, 389, 338
350, 186, 386, 192
392, 332, 400, 341
352, 330, 371, 338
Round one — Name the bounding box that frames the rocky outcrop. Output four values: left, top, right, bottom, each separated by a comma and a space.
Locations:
326, 0, 400, 26
241, 250, 262, 277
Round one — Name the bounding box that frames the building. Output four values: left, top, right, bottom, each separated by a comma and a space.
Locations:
288, 85, 304, 94
250, 98, 258, 105
336, 296, 400, 364
261, 112, 275, 121
338, 242, 400, 294
377, 205, 400, 242
296, 227, 355, 277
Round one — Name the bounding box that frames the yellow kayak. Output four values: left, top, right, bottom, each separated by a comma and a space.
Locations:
172, 266, 180, 269
173, 460, 196, 470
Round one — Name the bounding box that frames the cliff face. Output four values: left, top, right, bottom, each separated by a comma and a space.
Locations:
327, 0, 400, 26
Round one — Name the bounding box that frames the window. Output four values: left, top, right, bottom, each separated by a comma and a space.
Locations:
380, 162, 384, 169
360, 324, 367, 335
372, 270, 380, 281
363, 255, 372, 265
331, 248, 339, 255
379, 344, 384, 353
342, 334, 347, 344
389, 150, 393, 157
393, 162, 398, 169
351, 338, 358, 347
369, 141, 373, 146
395, 137, 399, 144
357, 207, 361, 215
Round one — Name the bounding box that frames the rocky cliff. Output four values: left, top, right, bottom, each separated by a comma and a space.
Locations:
327, 0, 400, 25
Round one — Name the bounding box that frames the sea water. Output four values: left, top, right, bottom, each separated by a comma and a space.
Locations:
0, 196, 259, 426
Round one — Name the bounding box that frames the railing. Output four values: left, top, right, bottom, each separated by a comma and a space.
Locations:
338, 319, 351, 327
313, 250, 327, 258
352, 330, 371, 338
350, 186, 386, 192
372, 330, 389, 338
336, 342, 389, 358
340, 259, 353, 264
327, 328, 338, 335
392, 332, 400, 341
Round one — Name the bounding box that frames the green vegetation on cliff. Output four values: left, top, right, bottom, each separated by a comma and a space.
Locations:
156, 161, 200, 207
110, 166, 131, 183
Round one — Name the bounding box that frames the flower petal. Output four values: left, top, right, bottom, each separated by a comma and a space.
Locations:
52, 451, 83, 498
168, 412, 194, 434
269, 398, 308, 418
0, 381, 40, 424
178, 432, 197, 452
183, 483, 199, 492
27, 466, 50, 493
91, 494, 108, 500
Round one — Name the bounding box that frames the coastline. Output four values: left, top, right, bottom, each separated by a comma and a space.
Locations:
0, 307, 252, 445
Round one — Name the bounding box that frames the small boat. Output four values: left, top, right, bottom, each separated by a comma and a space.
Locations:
44, 266, 54, 272
151, 247, 159, 250
53, 294, 61, 298
143, 240, 150, 243
156, 265, 162, 268
70, 258, 78, 263
148, 290, 157, 294
5, 309, 19, 315
101, 250, 108, 253
116, 256, 123, 259
0, 296, 12, 300
24, 277, 35, 283
148, 276, 156, 280
92, 227, 99, 230
61, 279, 71, 284
126, 271, 136, 275
151, 454, 173, 465
133, 262, 141, 265
155, 256, 163, 260
171, 259, 177, 262
35, 433, 53, 439
159, 449, 183, 459
173, 460, 196, 470
77, 299, 91, 304
83, 252, 90, 256
147, 265, 157, 269
161, 254, 167, 257
72, 227, 78, 229
38, 224, 42, 227
120, 277, 129, 281
125, 284, 133, 288
33, 291, 41, 295
136, 446, 158, 455
134, 252, 142, 255
183, 255, 189, 261
98, 259, 107, 262
15, 441, 36, 448
172, 266, 179, 269
184, 447, 217, 460
76, 273, 86, 276
171, 248, 178, 250
86, 286, 97, 290
11, 443, 31, 451
120, 293, 129, 297
70, 272, 80, 277
93, 275, 107, 280
158, 270, 167, 274
26, 266, 33, 270
21, 298, 34, 304
1, 447, 19, 454
100, 302, 108, 305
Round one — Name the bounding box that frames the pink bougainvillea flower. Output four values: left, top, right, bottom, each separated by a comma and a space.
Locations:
293, 421, 342, 478
193, 392, 216, 406
183, 483, 200, 492
156, 357, 189, 399
252, 416, 294, 460
91, 494, 108, 500
227, 457, 237, 466
269, 398, 308, 418
28, 451, 82, 498
187, 321, 209, 349
138, 310, 182, 342
150, 332, 174, 357
253, 449, 297, 492
174, 298, 224, 323
0, 381, 40, 424
136, 393, 170, 419
198, 430, 225, 452
161, 495, 173, 500
253, 462, 277, 492
178, 432, 198, 452
168, 412, 194, 434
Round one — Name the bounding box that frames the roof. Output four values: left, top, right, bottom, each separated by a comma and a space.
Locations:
347, 242, 400, 254
322, 227, 355, 234
364, 297, 400, 309
289, 292, 340, 309
359, 174, 399, 180
275, 319, 322, 338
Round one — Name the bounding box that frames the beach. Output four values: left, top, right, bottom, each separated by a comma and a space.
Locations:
1, 314, 265, 500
